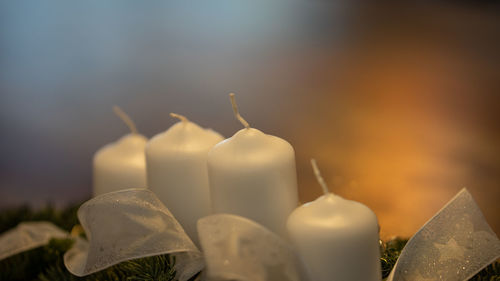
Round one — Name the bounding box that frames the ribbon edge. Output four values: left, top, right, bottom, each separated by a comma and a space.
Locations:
64, 246, 204, 277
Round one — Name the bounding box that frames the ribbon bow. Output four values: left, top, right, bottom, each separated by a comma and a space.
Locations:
1, 188, 499, 281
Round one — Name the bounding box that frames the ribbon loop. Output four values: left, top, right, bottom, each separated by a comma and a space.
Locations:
388, 188, 500, 281
64, 188, 204, 281
198, 214, 305, 281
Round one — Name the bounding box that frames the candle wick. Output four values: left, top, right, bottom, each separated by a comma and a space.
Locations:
113, 105, 138, 134
310, 158, 331, 195
170, 113, 189, 123
229, 93, 250, 129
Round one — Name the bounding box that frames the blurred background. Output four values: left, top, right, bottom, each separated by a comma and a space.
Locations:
0, 1, 498, 239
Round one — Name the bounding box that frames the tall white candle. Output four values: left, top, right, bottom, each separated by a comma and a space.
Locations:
146, 113, 223, 244
207, 93, 299, 237
287, 159, 381, 281
93, 106, 147, 196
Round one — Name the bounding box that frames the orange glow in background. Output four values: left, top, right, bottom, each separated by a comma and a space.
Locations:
0, 2, 498, 239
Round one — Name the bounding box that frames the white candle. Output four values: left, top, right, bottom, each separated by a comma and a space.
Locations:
146, 113, 223, 244
93, 106, 147, 196
286, 159, 381, 281
207, 93, 299, 237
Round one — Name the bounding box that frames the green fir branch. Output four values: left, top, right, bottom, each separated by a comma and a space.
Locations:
0, 204, 498, 281
0, 237, 74, 281
38, 252, 179, 281
469, 262, 500, 281
0, 204, 79, 233
380, 238, 408, 278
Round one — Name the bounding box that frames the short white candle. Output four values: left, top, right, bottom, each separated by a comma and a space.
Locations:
146, 113, 223, 244
287, 159, 381, 281
207, 93, 299, 237
93, 106, 147, 196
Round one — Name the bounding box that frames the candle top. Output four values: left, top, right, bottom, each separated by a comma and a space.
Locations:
148, 120, 223, 152
208, 128, 294, 165
94, 133, 147, 161
289, 193, 378, 230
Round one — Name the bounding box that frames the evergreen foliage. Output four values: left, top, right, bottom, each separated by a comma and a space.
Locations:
380, 238, 408, 278
0, 237, 74, 281
0, 204, 498, 281
0, 204, 79, 233
38, 249, 179, 281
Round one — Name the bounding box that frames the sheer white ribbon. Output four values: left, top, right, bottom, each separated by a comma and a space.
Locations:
198, 214, 305, 281
1, 188, 498, 281
0, 221, 68, 260
386, 188, 500, 281
63, 188, 204, 281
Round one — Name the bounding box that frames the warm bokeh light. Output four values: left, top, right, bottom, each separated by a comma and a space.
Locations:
1, 1, 498, 239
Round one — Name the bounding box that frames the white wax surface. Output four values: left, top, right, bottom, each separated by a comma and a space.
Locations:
93, 133, 147, 196
287, 193, 381, 281
146, 121, 223, 244
207, 128, 299, 237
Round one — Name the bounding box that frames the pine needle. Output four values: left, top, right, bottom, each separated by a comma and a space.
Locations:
1, 204, 498, 281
